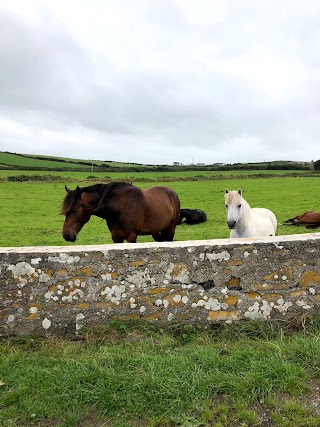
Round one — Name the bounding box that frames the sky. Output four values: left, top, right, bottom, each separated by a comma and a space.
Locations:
0, 0, 319, 165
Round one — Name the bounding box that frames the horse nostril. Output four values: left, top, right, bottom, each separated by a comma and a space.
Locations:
63, 233, 76, 242
227, 220, 236, 229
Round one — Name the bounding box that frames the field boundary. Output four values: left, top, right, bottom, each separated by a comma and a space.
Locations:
1, 233, 320, 337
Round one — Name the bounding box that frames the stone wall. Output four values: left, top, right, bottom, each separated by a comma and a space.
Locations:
1, 233, 320, 337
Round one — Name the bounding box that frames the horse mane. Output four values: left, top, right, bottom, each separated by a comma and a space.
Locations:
61, 182, 132, 215
93, 182, 132, 213
60, 189, 79, 215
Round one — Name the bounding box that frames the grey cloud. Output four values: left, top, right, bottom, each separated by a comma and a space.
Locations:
0, 1, 319, 164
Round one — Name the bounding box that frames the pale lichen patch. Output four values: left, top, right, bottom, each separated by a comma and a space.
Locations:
42, 318, 51, 329
76, 313, 85, 331
166, 263, 190, 284
126, 269, 156, 288
48, 254, 80, 264
7, 262, 36, 287
206, 251, 230, 262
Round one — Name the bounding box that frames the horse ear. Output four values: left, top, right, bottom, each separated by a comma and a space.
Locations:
238, 188, 242, 196
65, 185, 70, 193
76, 186, 81, 197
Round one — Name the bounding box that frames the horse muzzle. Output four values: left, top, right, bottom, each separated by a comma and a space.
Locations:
63, 232, 77, 242
227, 220, 237, 229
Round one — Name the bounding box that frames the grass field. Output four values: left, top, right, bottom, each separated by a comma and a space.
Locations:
1, 320, 320, 427
0, 170, 319, 247
0, 152, 154, 170
1, 167, 320, 427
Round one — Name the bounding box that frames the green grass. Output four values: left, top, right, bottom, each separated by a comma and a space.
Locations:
0, 168, 316, 180
1, 320, 320, 426
0, 152, 91, 170
1, 167, 320, 426
0, 151, 315, 173
0, 152, 157, 171
22, 153, 151, 167
0, 172, 319, 247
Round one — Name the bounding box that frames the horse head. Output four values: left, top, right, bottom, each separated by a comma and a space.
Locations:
225, 189, 243, 229
61, 185, 96, 242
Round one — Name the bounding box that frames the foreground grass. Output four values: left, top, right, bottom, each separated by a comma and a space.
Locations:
1, 320, 320, 427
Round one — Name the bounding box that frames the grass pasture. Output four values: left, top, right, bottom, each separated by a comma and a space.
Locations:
1, 168, 320, 427
0, 170, 319, 247
0, 152, 154, 171
1, 321, 320, 427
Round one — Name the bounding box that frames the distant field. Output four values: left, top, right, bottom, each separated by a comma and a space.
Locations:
0, 151, 314, 172
0, 151, 154, 171
22, 153, 154, 168
0, 169, 319, 247
0, 167, 316, 182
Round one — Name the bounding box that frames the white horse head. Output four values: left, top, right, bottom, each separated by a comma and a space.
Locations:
224, 189, 277, 238
225, 189, 243, 230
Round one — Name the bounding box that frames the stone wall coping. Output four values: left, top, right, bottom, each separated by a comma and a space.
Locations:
1, 232, 319, 254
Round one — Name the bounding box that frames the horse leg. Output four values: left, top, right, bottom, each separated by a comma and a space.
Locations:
284, 217, 295, 224
159, 222, 176, 241
284, 218, 301, 226
111, 230, 125, 243
306, 223, 320, 229
152, 233, 162, 242
126, 232, 137, 243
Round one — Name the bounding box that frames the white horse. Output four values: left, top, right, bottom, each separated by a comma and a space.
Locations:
224, 189, 277, 238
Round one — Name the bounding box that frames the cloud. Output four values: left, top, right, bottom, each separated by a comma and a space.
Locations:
0, 0, 319, 164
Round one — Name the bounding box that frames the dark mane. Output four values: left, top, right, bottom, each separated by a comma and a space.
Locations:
60, 189, 78, 215
60, 182, 131, 215
94, 182, 132, 212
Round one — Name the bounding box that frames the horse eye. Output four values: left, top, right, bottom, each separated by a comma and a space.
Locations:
225, 204, 228, 208
238, 204, 242, 208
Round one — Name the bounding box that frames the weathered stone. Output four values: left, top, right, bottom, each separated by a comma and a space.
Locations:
0, 233, 319, 336
247, 292, 261, 299
299, 270, 320, 288
129, 261, 144, 267
223, 296, 239, 306
148, 287, 167, 295
227, 259, 243, 266
225, 277, 241, 288
263, 267, 293, 281
290, 290, 307, 298
262, 293, 284, 301
256, 283, 289, 291
207, 310, 240, 321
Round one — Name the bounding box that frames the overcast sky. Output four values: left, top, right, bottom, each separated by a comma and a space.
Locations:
0, 0, 319, 165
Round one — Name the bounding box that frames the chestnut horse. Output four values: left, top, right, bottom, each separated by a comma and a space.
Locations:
284, 211, 320, 229
61, 182, 180, 243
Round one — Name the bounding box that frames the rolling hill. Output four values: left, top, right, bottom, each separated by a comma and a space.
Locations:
0, 151, 312, 172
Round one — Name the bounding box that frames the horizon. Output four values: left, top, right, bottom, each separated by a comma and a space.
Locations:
0, 150, 314, 167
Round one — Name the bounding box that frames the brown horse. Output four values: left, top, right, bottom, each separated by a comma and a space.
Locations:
284, 211, 320, 229
61, 182, 180, 243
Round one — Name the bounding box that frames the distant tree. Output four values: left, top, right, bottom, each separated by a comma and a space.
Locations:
314, 160, 320, 170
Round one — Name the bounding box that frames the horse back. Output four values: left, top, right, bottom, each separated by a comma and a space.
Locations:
251, 207, 277, 233
143, 186, 180, 222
